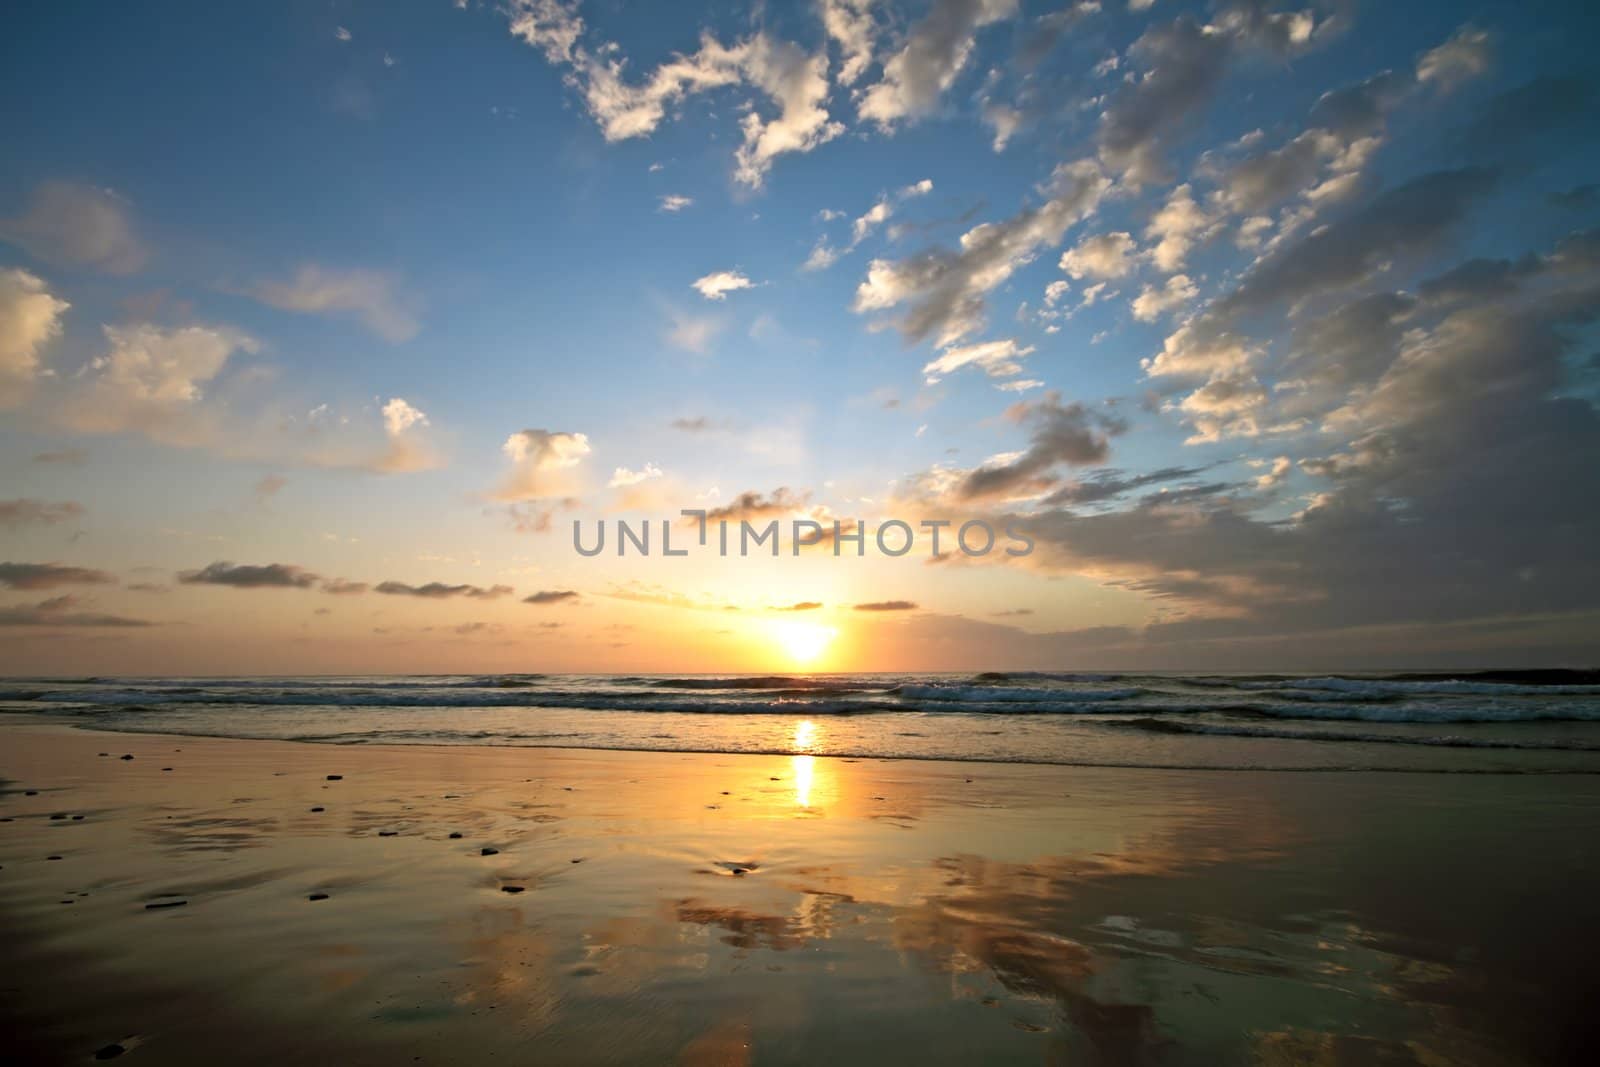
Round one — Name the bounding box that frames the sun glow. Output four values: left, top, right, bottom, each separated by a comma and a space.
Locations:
772, 620, 837, 665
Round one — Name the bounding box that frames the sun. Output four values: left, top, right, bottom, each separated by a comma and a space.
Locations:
772, 620, 837, 666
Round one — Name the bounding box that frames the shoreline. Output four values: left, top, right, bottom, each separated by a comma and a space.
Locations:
9, 715, 1600, 775
4, 722, 1599, 1063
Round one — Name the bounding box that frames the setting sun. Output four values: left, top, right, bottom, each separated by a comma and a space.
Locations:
772, 621, 838, 665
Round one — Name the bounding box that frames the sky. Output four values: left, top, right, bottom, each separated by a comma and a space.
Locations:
2, 0, 1598, 675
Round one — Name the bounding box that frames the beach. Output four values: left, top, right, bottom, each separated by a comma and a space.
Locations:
3, 719, 1597, 1065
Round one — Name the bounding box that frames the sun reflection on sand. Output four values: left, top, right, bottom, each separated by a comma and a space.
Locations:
792, 720, 818, 807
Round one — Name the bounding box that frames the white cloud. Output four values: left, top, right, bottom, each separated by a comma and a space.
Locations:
1131, 273, 1197, 321
665, 308, 721, 354
382, 397, 428, 436
608, 463, 664, 488
496, 429, 591, 500
0, 181, 146, 274
858, 0, 1020, 129
733, 37, 844, 187
692, 270, 755, 301
922, 338, 1034, 382
1144, 183, 1215, 272
658, 194, 694, 213
335, 26, 352, 43
1059, 231, 1137, 279
248, 265, 418, 342
59, 323, 258, 441
0, 268, 69, 407
854, 158, 1110, 345
821, 0, 879, 86
996, 378, 1043, 392
1416, 26, 1491, 90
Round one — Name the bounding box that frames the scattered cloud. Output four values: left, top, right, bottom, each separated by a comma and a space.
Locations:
0, 562, 116, 590
692, 270, 755, 301
0, 268, 70, 407
247, 265, 419, 342
854, 599, 918, 611
0, 596, 151, 628
0, 181, 146, 274
494, 429, 590, 501
179, 561, 320, 589
0, 499, 84, 528
524, 589, 579, 604
374, 581, 514, 599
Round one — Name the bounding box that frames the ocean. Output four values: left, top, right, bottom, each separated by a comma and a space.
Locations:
6, 670, 1600, 773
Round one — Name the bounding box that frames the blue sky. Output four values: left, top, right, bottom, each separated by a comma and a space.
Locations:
3, 0, 1599, 673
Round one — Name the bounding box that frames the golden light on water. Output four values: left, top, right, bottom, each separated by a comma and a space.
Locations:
792, 720, 818, 807
771, 621, 837, 665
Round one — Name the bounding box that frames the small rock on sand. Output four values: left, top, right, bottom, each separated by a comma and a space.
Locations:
47, 855, 62, 861
501, 885, 526, 894
325, 774, 343, 781
448, 832, 463, 839
378, 830, 398, 837
309, 893, 329, 902
94, 1044, 126, 1060
144, 900, 187, 910
120, 755, 133, 761
310, 807, 324, 813
480, 847, 499, 856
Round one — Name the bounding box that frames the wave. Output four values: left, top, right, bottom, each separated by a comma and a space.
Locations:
893, 684, 1143, 703
1114, 717, 1600, 751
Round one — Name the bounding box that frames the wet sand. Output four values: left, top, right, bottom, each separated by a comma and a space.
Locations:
1, 721, 1597, 1065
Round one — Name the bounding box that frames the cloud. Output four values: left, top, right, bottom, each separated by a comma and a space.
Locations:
1144, 184, 1216, 272
0, 562, 116, 590
32, 448, 88, 465
320, 578, 369, 595
854, 159, 1110, 345
857, 0, 1019, 129
58, 322, 259, 442
958, 392, 1125, 500
804, 179, 935, 272
179, 561, 320, 589
0, 596, 151, 628
1041, 465, 1213, 507
524, 589, 579, 604
1415, 26, 1491, 90
854, 600, 918, 611
665, 308, 722, 354
494, 429, 590, 501
253, 474, 287, 499
692, 270, 755, 301
608, 463, 663, 488
500, 6, 842, 187
248, 265, 418, 342
821, 0, 878, 86
0, 268, 70, 407
1059, 232, 1138, 280
1130, 274, 1197, 321
658, 195, 694, 212
702, 488, 811, 522
778, 601, 823, 611
375, 581, 514, 599
922, 338, 1034, 383
671, 416, 713, 432
0, 181, 146, 274
367, 397, 440, 474
0, 499, 85, 528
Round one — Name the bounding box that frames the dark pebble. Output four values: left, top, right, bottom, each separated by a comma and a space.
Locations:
98, 753, 109, 758
50, 813, 66, 820
448, 832, 463, 839
309, 893, 329, 902
310, 807, 324, 813
47, 855, 62, 861
94, 1044, 126, 1060
120, 755, 133, 761
378, 831, 397, 837
570, 858, 582, 864
72, 815, 84, 821
480, 847, 499, 856
501, 886, 526, 894
326, 774, 343, 781
162, 767, 173, 772
24, 790, 37, 796
144, 900, 187, 910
